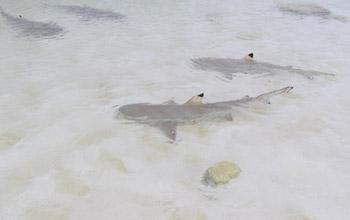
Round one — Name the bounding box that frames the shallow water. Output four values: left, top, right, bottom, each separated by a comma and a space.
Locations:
0, 0, 350, 219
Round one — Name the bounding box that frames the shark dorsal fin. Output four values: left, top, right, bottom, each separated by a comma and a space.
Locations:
243, 52, 254, 63
184, 93, 204, 105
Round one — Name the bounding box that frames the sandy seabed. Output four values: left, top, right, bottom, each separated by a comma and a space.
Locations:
0, 0, 350, 219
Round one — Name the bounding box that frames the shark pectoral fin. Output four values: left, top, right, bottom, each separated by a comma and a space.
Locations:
184, 93, 204, 105
223, 73, 233, 80
156, 122, 177, 141
224, 113, 233, 121
259, 96, 271, 104
262, 99, 271, 105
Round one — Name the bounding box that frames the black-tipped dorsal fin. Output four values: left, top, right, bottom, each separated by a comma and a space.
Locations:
243, 52, 254, 63
184, 93, 204, 105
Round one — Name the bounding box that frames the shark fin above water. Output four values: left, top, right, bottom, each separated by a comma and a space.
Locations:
185, 93, 204, 105
222, 113, 233, 121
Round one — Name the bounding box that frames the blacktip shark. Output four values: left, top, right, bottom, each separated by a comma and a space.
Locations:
117, 86, 293, 142
52, 5, 125, 21
0, 8, 64, 38
192, 53, 334, 80
277, 3, 347, 22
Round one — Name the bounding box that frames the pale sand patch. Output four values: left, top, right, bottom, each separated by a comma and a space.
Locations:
55, 169, 89, 196
26, 204, 70, 220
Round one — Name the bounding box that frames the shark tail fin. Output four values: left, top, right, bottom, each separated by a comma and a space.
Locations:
256, 86, 293, 104
289, 68, 335, 80
184, 93, 204, 105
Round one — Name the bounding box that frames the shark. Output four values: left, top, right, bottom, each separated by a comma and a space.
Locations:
52, 5, 125, 22
277, 3, 347, 22
191, 53, 334, 80
0, 8, 65, 39
117, 86, 293, 141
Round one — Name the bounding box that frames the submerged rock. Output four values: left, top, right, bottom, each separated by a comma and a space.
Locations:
99, 150, 127, 173
202, 161, 241, 186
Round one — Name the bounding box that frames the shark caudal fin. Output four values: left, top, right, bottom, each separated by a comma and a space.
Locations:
256, 86, 293, 104
184, 93, 204, 105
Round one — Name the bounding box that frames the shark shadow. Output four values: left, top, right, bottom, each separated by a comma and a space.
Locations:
191, 53, 334, 80
0, 8, 65, 39
277, 3, 347, 22
52, 5, 126, 22
116, 86, 293, 142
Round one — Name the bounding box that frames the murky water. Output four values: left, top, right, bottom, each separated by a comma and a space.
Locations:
0, 0, 349, 219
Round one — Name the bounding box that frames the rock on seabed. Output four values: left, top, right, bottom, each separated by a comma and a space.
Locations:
202, 161, 241, 186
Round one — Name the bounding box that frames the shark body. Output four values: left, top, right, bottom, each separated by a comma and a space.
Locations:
117, 86, 293, 141
0, 8, 64, 38
53, 5, 125, 21
277, 3, 347, 22
192, 53, 333, 80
